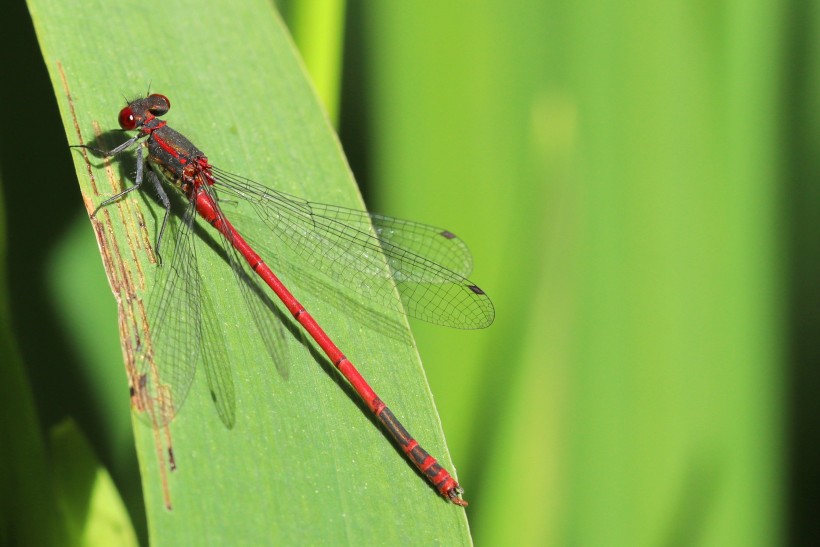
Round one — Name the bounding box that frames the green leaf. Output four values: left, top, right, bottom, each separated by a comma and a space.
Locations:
27, 0, 470, 544
50, 419, 138, 547
281, 0, 347, 125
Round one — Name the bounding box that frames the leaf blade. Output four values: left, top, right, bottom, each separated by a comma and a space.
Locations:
28, 0, 471, 543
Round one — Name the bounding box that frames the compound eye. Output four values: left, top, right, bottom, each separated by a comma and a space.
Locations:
118, 106, 137, 130
148, 94, 170, 115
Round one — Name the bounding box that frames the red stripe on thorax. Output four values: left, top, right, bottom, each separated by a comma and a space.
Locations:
144, 117, 185, 163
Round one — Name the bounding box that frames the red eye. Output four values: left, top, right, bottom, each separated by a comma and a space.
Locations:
148, 94, 170, 115
118, 106, 137, 130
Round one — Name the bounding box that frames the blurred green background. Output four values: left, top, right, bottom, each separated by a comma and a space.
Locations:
2, 0, 819, 545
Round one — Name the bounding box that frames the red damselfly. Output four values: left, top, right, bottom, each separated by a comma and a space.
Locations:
75, 94, 494, 507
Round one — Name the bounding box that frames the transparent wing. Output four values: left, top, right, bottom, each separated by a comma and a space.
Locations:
135, 196, 236, 428
134, 201, 201, 427
202, 181, 291, 380
197, 275, 238, 429
212, 167, 494, 329
300, 204, 474, 278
